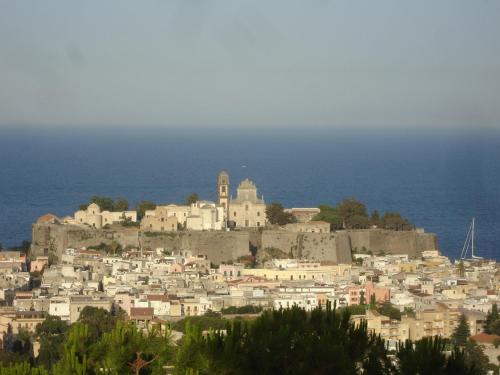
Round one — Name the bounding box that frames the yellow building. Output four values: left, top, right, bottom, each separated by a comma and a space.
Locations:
242, 264, 351, 282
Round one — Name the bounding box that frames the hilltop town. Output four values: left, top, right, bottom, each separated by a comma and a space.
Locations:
0, 171, 499, 369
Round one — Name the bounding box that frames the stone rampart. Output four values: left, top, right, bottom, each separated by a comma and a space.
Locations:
32, 223, 437, 265
31, 223, 250, 264
261, 230, 352, 263
346, 229, 438, 257
140, 231, 250, 264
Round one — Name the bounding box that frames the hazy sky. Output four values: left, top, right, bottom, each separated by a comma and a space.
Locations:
1, 1, 499, 129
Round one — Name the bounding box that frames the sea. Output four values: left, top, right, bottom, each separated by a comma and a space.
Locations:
0, 126, 499, 261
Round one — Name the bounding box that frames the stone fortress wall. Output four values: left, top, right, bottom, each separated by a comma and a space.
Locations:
346, 229, 439, 257
31, 223, 439, 265
260, 230, 352, 263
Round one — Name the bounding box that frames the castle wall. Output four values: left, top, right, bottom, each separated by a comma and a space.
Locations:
346, 229, 438, 257
32, 223, 438, 266
261, 230, 352, 263
140, 231, 251, 264
31, 224, 250, 265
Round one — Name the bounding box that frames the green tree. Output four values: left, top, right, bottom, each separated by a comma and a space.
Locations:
77, 306, 119, 342
175, 303, 393, 375
380, 212, 413, 231
89, 196, 115, 211
174, 322, 210, 375
369, 294, 377, 309
452, 314, 471, 347
186, 193, 199, 206
378, 302, 402, 320
265, 203, 295, 225
403, 307, 416, 318
464, 340, 489, 374
313, 204, 343, 230
0, 362, 49, 375
336, 198, 368, 229
35, 316, 69, 369
485, 303, 499, 334
120, 214, 138, 228
359, 290, 366, 306
91, 321, 172, 374
350, 215, 371, 229
397, 337, 481, 375
371, 210, 381, 227
51, 323, 90, 375
135, 200, 156, 220
79, 196, 131, 212
113, 198, 129, 211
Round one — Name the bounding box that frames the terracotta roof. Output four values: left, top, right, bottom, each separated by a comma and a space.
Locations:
37, 213, 59, 223
470, 333, 500, 344
130, 307, 154, 317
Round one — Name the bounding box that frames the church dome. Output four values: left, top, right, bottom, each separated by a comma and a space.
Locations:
238, 178, 256, 189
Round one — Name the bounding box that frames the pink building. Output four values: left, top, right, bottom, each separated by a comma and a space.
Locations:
347, 282, 390, 305
114, 293, 134, 315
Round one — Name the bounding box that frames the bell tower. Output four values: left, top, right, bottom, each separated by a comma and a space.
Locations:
218, 170, 229, 222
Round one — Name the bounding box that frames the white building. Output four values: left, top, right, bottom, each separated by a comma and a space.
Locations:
217, 172, 267, 228
74, 203, 137, 229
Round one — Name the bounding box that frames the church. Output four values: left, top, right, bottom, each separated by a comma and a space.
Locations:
218, 171, 267, 228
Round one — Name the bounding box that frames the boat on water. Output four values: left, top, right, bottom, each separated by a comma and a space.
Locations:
459, 217, 483, 260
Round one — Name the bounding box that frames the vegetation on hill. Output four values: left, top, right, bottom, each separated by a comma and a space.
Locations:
265, 203, 296, 225
314, 198, 413, 231
257, 247, 290, 263
221, 305, 263, 315
452, 314, 471, 347
485, 303, 500, 335
0, 304, 491, 374
185, 193, 199, 206
79, 196, 129, 212
135, 200, 156, 220
87, 241, 123, 255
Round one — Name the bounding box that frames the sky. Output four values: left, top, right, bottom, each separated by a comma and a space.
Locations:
0, 0, 499, 129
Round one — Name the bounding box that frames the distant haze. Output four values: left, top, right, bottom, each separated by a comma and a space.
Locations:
0, 1, 499, 129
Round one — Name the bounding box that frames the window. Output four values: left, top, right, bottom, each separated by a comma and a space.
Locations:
245, 205, 249, 211
221, 186, 226, 193
257, 222, 260, 227
245, 220, 249, 226
234, 212, 237, 217
257, 211, 260, 216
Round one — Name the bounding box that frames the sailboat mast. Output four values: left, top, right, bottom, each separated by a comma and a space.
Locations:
471, 217, 475, 258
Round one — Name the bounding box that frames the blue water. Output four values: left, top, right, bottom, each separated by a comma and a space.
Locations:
0, 126, 499, 260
